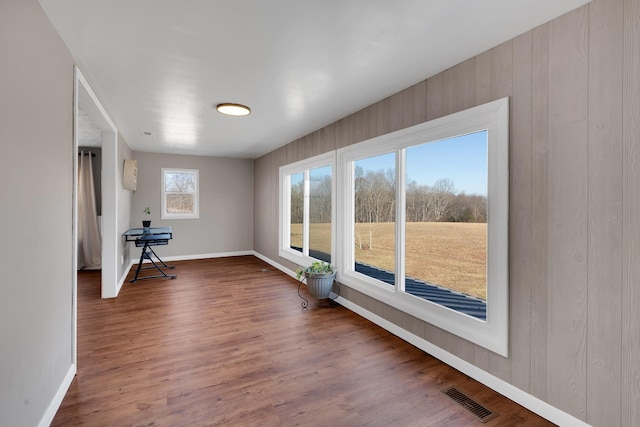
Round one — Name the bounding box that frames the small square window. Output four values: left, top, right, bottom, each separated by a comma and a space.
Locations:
161, 168, 199, 219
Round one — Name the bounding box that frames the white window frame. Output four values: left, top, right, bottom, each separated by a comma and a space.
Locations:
161, 168, 199, 219
337, 98, 509, 356
279, 152, 336, 268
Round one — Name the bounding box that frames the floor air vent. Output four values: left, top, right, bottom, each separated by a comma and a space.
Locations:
442, 387, 498, 423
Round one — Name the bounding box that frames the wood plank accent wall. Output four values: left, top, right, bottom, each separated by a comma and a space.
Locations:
253, 0, 640, 424
622, 0, 640, 425
548, 7, 590, 419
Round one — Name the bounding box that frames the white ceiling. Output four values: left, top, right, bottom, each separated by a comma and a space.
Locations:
77, 106, 103, 147
39, 0, 591, 159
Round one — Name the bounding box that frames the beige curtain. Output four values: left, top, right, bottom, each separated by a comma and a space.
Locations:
78, 151, 101, 270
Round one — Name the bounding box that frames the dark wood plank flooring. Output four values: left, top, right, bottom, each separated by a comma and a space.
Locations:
53, 256, 554, 426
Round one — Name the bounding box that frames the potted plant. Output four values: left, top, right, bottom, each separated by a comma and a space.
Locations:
296, 261, 337, 300
142, 207, 151, 228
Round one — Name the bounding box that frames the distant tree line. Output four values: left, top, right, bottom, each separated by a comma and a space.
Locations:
289, 167, 487, 225
406, 176, 487, 223
290, 174, 332, 224
165, 172, 196, 214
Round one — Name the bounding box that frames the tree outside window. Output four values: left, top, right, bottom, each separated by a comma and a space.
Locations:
162, 168, 199, 219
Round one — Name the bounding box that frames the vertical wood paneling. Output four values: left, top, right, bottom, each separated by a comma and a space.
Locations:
398, 310, 426, 342
622, 0, 640, 424
323, 123, 337, 152
252, 153, 267, 255
489, 40, 513, 382
310, 131, 324, 158
251, 5, 640, 424
341, 115, 360, 150
547, 122, 588, 417
358, 105, 375, 143
351, 108, 366, 146
316, 125, 335, 153
589, 0, 624, 203
376, 97, 391, 138
426, 72, 443, 121
402, 80, 427, 128
547, 6, 589, 419
490, 41, 513, 103
255, 151, 279, 260
510, 31, 533, 393
452, 58, 476, 111
333, 116, 350, 150
475, 51, 492, 103
287, 139, 301, 164
588, 202, 623, 425
441, 68, 454, 116
401, 86, 416, 129
388, 91, 404, 133
473, 50, 493, 372
530, 23, 550, 401
587, 1, 624, 425
549, 15, 589, 126
301, 133, 314, 159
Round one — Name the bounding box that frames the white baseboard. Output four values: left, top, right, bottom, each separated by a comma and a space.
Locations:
38, 364, 76, 427
116, 259, 136, 296
131, 250, 254, 265
253, 251, 590, 427
161, 250, 254, 262
252, 251, 297, 278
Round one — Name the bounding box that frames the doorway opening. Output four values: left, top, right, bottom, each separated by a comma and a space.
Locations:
72, 67, 119, 362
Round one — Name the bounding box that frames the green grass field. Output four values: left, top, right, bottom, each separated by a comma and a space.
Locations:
291, 222, 487, 300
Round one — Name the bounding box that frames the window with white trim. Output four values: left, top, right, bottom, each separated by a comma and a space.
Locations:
337, 98, 509, 356
277, 99, 508, 355
161, 168, 199, 219
279, 152, 335, 267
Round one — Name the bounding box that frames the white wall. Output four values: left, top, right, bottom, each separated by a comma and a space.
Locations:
117, 135, 133, 283
0, 0, 75, 425
130, 151, 254, 259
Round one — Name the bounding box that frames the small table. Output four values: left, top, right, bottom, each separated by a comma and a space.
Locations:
124, 227, 177, 282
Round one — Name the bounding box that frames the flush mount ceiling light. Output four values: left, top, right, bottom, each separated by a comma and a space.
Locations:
216, 103, 251, 116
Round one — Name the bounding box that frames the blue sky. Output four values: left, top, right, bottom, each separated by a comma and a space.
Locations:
356, 130, 488, 196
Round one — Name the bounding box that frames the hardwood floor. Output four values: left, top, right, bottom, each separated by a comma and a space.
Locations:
53, 256, 554, 426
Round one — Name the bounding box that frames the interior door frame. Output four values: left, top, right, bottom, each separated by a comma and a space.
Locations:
72, 66, 119, 361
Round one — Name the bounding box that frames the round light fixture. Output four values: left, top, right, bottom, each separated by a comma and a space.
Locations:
216, 103, 251, 116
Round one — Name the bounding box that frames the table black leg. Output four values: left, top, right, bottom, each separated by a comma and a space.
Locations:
130, 243, 148, 282
146, 246, 175, 270
130, 242, 177, 283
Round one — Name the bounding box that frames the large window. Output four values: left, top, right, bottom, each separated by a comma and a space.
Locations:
277, 98, 508, 355
404, 132, 488, 303
279, 152, 335, 266
337, 98, 508, 356
161, 168, 199, 219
